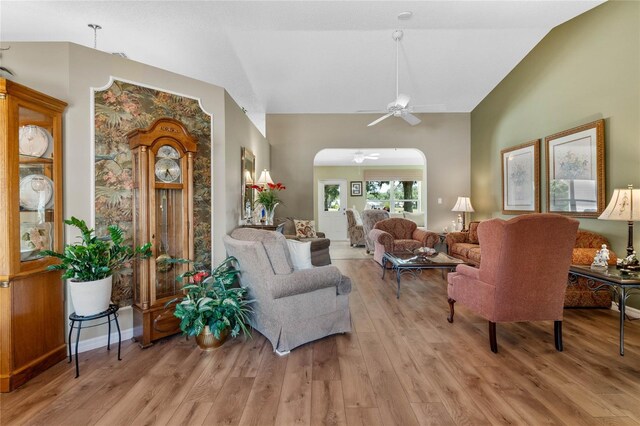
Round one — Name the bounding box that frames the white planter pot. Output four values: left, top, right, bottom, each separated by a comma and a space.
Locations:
68, 276, 113, 316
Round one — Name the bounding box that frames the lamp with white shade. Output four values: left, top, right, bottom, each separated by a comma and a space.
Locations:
256, 169, 274, 186
452, 196, 475, 231
598, 184, 640, 256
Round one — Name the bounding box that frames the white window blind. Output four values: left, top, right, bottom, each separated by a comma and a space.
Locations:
363, 169, 422, 181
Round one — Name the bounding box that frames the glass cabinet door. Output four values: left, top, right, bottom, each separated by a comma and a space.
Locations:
17, 106, 56, 263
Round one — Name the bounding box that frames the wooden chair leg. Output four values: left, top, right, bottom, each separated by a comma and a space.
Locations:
554, 320, 563, 352
447, 298, 455, 323
489, 321, 498, 353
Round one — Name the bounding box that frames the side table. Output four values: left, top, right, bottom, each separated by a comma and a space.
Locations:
68, 304, 122, 378
240, 224, 278, 231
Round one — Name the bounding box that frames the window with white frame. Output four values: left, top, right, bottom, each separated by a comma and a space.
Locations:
365, 180, 421, 212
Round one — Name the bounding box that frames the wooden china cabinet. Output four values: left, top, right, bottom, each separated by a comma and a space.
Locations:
128, 118, 197, 347
0, 78, 67, 392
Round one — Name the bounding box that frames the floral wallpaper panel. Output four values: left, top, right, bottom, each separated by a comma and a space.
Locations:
94, 80, 212, 306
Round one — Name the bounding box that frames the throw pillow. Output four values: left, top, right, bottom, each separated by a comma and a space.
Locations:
294, 219, 317, 238
468, 222, 480, 244
286, 239, 313, 270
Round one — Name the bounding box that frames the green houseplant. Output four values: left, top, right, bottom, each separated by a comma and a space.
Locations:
169, 256, 253, 350
42, 217, 152, 316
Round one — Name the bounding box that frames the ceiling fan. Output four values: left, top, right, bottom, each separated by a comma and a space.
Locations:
364, 29, 443, 127
353, 151, 380, 163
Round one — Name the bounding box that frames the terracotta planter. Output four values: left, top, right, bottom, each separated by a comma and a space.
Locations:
68, 276, 112, 316
196, 326, 228, 351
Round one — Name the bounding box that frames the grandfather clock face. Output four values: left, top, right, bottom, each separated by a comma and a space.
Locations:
154, 145, 182, 183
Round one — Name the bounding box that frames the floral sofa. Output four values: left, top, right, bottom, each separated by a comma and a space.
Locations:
446, 223, 615, 308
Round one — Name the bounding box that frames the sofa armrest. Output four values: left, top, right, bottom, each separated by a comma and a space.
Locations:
455, 264, 480, 280
269, 265, 349, 299
316, 231, 326, 238
369, 229, 394, 251
446, 231, 467, 247
412, 228, 439, 248
572, 248, 617, 266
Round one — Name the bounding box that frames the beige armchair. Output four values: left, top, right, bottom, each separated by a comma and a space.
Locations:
223, 228, 352, 354
346, 208, 365, 247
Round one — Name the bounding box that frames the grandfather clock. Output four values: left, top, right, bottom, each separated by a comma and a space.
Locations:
127, 118, 197, 347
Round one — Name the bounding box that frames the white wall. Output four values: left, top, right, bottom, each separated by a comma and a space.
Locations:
267, 113, 471, 232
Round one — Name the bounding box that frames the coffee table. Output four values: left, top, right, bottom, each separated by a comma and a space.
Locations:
381, 251, 466, 298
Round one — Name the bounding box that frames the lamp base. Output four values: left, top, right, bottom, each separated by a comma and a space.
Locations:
627, 220, 634, 257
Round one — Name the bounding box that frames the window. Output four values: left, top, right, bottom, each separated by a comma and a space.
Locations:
366, 180, 420, 212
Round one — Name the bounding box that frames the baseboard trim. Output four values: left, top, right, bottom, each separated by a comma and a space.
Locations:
74, 327, 134, 354
610, 302, 640, 319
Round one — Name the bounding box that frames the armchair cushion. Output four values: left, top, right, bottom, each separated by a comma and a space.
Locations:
412, 228, 439, 248
270, 265, 349, 299
231, 228, 293, 275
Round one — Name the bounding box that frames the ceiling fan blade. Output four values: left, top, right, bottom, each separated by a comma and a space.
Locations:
411, 104, 447, 112
357, 109, 386, 113
368, 153, 381, 157
367, 113, 393, 127
364, 156, 379, 160
402, 113, 421, 126
396, 93, 410, 108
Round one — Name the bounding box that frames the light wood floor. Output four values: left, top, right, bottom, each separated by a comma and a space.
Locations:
3, 259, 640, 425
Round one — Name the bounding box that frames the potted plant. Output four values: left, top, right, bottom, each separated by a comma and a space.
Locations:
42, 217, 152, 316
250, 182, 286, 225
169, 256, 253, 350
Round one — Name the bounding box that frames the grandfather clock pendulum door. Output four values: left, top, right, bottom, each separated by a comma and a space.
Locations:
128, 118, 198, 347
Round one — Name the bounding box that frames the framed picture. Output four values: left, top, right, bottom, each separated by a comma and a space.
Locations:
350, 181, 363, 197
545, 119, 605, 217
501, 140, 540, 214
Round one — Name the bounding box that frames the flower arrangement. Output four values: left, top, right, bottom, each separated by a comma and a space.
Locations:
251, 182, 286, 211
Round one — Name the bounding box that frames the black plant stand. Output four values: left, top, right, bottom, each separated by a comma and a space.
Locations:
68, 304, 121, 378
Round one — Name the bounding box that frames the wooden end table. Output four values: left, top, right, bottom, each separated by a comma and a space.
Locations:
381, 251, 466, 298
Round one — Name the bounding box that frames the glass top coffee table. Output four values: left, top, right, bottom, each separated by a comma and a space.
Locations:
381, 251, 466, 298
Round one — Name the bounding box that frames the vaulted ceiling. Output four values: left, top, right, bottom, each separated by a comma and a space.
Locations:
1, 1, 603, 132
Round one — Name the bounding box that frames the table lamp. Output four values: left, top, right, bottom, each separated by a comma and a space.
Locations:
256, 169, 274, 187
598, 184, 640, 256
452, 196, 475, 231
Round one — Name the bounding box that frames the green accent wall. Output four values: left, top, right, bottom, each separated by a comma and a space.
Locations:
471, 1, 640, 257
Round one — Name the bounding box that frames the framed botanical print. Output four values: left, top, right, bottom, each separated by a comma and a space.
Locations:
350, 181, 363, 197
501, 140, 540, 214
545, 119, 605, 217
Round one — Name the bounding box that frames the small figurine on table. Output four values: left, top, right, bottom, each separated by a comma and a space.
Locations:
591, 244, 610, 269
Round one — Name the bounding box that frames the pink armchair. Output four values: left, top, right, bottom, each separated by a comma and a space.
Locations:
369, 218, 439, 266
447, 214, 579, 353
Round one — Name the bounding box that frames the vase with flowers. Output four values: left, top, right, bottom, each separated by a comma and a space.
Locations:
251, 182, 286, 225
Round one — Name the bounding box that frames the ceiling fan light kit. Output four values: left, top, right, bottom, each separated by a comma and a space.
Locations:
367, 28, 422, 127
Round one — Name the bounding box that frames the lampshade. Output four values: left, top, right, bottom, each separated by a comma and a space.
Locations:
452, 196, 475, 213
243, 170, 253, 185
256, 169, 274, 186
598, 185, 640, 221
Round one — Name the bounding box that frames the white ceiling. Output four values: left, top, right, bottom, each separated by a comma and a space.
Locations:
314, 148, 424, 166
1, 1, 604, 133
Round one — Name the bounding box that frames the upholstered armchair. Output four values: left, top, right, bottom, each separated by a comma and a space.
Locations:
447, 214, 579, 353
362, 209, 389, 253
369, 218, 439, 266
223, 228, 351, 355
346, 209, 365, 247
